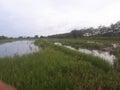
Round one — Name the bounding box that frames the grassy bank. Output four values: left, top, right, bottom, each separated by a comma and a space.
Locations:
0, 39, 120, 90
0, 38, 35, 44
48, 37, 120, 50
48, 38, 120, 69
0, 39, 15, 44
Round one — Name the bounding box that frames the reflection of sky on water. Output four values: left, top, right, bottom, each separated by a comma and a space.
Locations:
0, 41, 39, 58
54, 42, 116, 65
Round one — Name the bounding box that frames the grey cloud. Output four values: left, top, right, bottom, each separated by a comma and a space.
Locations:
0, 0, 120, 37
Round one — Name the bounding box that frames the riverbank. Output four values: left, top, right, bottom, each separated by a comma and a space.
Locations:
0, 39, 120, 90
0, 39, 15, 44
0, 38, 35, 44
49, 38, 120, 70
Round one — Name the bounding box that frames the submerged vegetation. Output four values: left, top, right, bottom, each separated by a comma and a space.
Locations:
0, 38, 120, 90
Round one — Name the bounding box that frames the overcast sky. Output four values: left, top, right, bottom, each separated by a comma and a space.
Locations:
0, 0, 120, 37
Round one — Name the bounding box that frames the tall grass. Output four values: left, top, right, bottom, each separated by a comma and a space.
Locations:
0, 39, 119, 90
0, 46, 105, 90
53, 45, 111, 72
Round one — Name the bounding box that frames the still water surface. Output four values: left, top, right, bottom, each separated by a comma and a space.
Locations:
0, 40, 39, 58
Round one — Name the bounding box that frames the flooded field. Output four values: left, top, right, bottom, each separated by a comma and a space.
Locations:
78, 48, 116, 65
0, 39, 120, 90
54, 42, 116, 65
0, 40, 39, 58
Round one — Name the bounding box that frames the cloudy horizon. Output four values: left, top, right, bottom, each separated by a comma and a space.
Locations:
0, 0, 120, 37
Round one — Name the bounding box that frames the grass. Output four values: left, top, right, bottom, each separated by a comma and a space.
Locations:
0, 38, 35, 44
0, 46, 102, 90
52, 44, 111, 72
48, 37, 120, 50
0, 39, 120, 90
0, 39, 15, 44
49, 38, 120, 67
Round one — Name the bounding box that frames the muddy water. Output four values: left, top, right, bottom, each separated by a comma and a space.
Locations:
0, 40, 39, 58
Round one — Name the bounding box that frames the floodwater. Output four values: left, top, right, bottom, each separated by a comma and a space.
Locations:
54, 42, 62, 46
64, 45, 76, 50
78, 48, 116, 65
54, 42, 116, 65
0, 40, 39, 58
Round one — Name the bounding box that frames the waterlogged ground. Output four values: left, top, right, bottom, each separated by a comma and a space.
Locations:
54, 42, 116, 65
0, 40, 39, 58
0, 39, 120, 90
78, 48, 116, 65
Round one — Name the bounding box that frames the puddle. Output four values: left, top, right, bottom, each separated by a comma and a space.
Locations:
64, 45, 76, 50
111, 43, 120, 48
0, 40, 39, 58
54, 42, 62, 46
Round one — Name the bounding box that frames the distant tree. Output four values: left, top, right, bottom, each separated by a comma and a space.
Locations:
71, 30, 77, 38
40, 36, 45, 38
9, 37, 14, 39
86, 27, 94, 36
111, 21, 120, 36
111, 24, 115, 31
98, 26, 108, 35
34, 35, 39, 38
18, 36, 23, 39
26, 36, 31, 39
0, 36, 7, 40
47, 20, 120, 38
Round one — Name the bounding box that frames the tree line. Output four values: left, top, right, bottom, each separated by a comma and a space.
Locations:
47, 21, 120, 38
0, 36, 8, 40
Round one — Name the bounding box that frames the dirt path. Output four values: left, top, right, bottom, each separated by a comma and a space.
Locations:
0, 81, 16, 90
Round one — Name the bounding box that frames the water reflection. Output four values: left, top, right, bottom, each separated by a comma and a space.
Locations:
78, 48, 116, 65
0, 40, 39, 58
54, 42, 116, 65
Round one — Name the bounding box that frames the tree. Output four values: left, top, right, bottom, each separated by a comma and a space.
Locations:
18, 36, 23, 39
34, 35, 39, 38
0, 36, 7, 40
